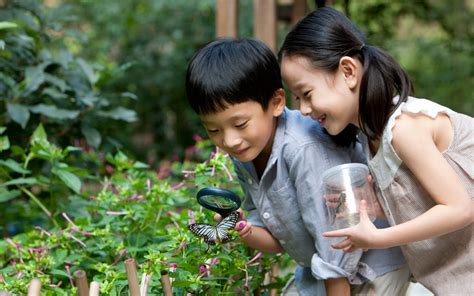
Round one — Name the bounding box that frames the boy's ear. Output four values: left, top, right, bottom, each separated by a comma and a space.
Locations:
339, 57, 360, 90
271, 88, 286, 116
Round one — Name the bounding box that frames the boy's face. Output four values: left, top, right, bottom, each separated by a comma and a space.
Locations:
200, 93, 285, 163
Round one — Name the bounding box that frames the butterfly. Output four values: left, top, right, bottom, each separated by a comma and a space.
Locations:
188, 211, 240, 245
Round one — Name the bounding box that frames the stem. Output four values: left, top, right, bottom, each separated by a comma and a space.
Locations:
20, 187, 59, 227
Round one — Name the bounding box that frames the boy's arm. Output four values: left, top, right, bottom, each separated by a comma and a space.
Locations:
289, 142, 364, 280
325, 278, 350, 296
238, 224, 283, 253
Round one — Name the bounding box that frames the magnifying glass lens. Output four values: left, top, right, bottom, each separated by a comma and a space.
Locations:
199, 195, 239, 209
196, 187, 241, 217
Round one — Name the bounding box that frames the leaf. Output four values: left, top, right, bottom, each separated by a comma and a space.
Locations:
29, 104, 79, 120
23, 65, 45, 95
41, 87, 68, 100
0, 22, 18, 30
7, 103, 30, 128
31, 124, 48, 143
0, 189, 21, 202
52, 168, 81, 193
0, 40, 4, 50
1, 177, 37, 186
121, 92, 138, 100
0, 159, 30, 174
0, 126, 6, 134
0, 136, 9, 152
77, 58, 99, 85
98, 107, 137, 122
81, 125, 101, 148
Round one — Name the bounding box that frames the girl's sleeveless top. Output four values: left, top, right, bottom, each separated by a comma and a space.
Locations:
363, 96, 473, 295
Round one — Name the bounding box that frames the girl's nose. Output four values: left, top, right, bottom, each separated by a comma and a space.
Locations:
299, 100, 312, 117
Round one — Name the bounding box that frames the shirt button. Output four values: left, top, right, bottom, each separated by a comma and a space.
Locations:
262, 212, 270, 219
247, 178, 253, 185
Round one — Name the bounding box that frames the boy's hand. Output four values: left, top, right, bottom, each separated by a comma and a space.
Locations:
214, 208, 253, 238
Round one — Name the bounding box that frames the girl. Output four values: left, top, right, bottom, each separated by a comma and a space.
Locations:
279, 7, 473, 295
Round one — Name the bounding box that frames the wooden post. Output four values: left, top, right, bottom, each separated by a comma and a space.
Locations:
73, 270, 89, 296
253, 0, 277, 52
291, 0, 308, 24
125, 259, 140, 296
160, 271, 173, 296
27, 278, 42, 296
89, 281, 100, 296
216, 0, 239, 38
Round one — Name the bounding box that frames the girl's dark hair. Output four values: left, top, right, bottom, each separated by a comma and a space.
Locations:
279, 7, 413, 142
186, 38, 282, 115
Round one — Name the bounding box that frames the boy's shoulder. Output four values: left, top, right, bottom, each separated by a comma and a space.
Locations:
281, 108, 333, 146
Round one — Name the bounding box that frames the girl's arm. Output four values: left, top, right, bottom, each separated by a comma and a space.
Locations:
324, 112, 473, 250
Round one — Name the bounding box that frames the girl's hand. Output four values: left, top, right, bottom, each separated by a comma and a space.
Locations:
214, 208, 253, 238
322, 200, 381, 252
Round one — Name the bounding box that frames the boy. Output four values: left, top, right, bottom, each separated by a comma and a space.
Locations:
185, 38, 409, 295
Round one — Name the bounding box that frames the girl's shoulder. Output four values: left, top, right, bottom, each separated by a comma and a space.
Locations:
384, 96, 456, 145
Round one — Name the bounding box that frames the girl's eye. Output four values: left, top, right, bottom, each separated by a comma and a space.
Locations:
303, 90, 311, 97
235, 121, 248, 129
207, 129, 219, 133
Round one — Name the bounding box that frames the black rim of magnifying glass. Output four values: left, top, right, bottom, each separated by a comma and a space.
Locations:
196, 187, 241, 217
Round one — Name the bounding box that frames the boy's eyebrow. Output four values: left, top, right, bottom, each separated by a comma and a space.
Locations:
201, 112, 249, 124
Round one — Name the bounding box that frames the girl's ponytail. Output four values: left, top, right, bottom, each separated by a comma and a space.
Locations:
358, 46, 413, 140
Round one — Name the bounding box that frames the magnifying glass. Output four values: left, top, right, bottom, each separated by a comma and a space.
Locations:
196, 187, 241, 217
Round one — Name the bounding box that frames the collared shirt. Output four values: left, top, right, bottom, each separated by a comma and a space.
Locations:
233, 108, 406, 295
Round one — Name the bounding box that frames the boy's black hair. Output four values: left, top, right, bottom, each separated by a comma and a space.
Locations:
279, 7, 413, 142
185, 37, 282, 115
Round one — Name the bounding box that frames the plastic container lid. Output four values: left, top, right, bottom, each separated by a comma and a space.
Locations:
321, 163, 369, 187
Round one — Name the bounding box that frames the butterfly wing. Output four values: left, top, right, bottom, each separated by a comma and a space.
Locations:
215, 211, 239, 243
189, 223, 218, 245
188, 211, 240, 245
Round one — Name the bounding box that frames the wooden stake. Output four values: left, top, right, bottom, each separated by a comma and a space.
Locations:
125, 259, 140, 296
160, 271, 173, 296
27, 278, 42, 296
73, 270, 89, 296
89, 281, 100, 296
140, 272, 153, 296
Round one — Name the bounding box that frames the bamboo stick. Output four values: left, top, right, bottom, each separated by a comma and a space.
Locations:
140, 272, 153, 296
27, 278, 42, 296
73, 270, 89, 296
0, 291, 12, 296
125, 259, 140, 296
270, 265, 279, 296
160, 271, 173, 296
89, 281, 100, 296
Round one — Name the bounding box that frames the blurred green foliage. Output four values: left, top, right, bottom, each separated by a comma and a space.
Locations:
2, 0, 473, 163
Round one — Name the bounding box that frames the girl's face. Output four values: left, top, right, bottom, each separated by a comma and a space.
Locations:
281, 55, 360, 135
199, 92, 285, 163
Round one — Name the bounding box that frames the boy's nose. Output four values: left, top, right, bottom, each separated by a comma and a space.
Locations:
223, 132, 242, 149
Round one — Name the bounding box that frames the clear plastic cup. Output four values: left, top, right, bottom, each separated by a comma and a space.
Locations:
321, 163, 376, 229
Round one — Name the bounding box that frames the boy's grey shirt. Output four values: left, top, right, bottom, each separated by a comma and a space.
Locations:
232, 108, 406, 295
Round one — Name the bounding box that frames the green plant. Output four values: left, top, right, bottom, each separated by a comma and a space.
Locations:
0, 128, 292, 294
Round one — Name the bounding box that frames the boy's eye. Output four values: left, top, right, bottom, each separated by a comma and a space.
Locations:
235, 121, 248, 128
207, 129, 219, 133
303, 90, 311, 97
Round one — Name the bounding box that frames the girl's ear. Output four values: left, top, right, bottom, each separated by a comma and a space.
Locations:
271, 88, 286, 116
339, 56, 361, 90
